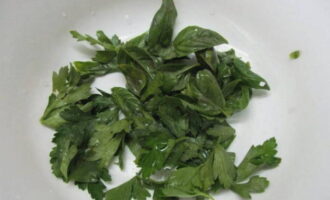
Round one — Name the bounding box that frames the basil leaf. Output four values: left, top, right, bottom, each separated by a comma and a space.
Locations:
233, 58, 270, 90
196, 48, 220, 72
163, 26, 228, 59
148, 0, 177, 49
182, 69, 226, 116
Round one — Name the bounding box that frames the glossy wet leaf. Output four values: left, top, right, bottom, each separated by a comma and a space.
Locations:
148, 0, 177, 49
119, 64, 147, 96
164, 26, 228, 59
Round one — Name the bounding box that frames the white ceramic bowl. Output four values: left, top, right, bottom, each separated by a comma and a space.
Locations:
1, 0, 330, 199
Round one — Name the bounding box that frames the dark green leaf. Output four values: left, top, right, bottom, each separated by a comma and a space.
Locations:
233, 58, 270, 90
87, 181, 107, 200
120, 46, 157, 78
50, 109, 94, 181
41, 66, 92, 129
118, 137, 126, 170
148, 0, 177, 49
196, 48, 220, 72
164, 26, 228, 59
86, 120, 130, 167
93, 51, 116, 64
142, 63, 199, 101
125, 32, 148, 48
182, 69, 226, 116
119, 64, 147, 96
50, 139, 77, 180
157, 97, 189, 137
224, 86, 251, 115
166, 136, 207, 166
60, 106, 92, 122
96, 108, 119, 125
111, 87, 154, 128
111, 87, 144, 117
69, 161, 102, 183
138, 139, 176, 178
222, 79, 241, 98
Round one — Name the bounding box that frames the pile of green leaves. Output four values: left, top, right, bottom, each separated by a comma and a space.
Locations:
41, 0, 280, 199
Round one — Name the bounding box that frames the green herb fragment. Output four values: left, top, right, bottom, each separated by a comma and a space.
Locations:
237, 138, 281, 181
289, 50, 301, 59
41, 0, 281, 199
148, 0, 177, 49
231, 176, 269, 199
105, 176, 150, 200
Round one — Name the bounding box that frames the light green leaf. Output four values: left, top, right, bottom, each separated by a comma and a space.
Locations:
87, 120, 130, 167
232, 176, 269, 199
105, 177, 150, 200
237, 138, 281, 181
213, 144, 236, 189
207, 124, 236, 149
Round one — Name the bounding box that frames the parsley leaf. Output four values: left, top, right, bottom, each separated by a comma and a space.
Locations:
41, 66, 92, 129
76, 181, 107, 200
232, 176, 269, 199
70, 30, 116, 51
50, 107, 93, 180
105, 176, 150, 200
206, 123, 236, 149
137, 138, 176, 178
213, 144, 236, 189
86, 120, 130, 168
161, 166, 213, 199
237, 138, 281, 181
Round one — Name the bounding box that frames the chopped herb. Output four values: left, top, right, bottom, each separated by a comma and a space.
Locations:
41, 0, 280, 199
290, 50, 301, 59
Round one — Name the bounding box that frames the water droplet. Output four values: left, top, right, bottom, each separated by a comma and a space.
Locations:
259, 81, 266, 87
